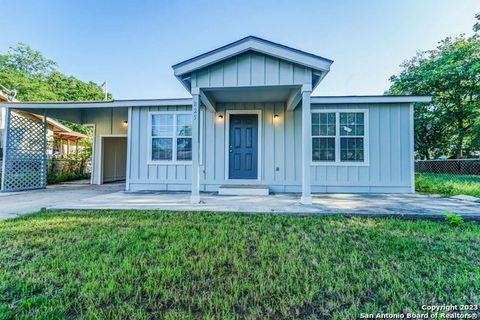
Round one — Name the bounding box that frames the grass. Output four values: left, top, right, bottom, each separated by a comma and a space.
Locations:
416, 173, 480, 198
0, 210, 479, 319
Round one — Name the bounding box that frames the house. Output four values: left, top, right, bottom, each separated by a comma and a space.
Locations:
0, 36, 431, 202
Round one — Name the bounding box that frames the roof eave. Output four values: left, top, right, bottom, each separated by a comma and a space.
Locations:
0, 98, 193, 109
311, 95, 433, 104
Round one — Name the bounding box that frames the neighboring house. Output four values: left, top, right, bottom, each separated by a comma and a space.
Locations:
0, 36, 431, 202
15, 110, 88, 157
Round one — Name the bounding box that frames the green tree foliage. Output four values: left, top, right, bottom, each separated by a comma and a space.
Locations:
0, 43, 111, 102
388, 14, 480, 159
0, 43, 112, 137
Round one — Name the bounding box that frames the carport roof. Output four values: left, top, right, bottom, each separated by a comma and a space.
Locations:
0, 98, 193, 109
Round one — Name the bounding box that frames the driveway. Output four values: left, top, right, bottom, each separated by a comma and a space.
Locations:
0, 181, 124, 220
1, 181, 479, 220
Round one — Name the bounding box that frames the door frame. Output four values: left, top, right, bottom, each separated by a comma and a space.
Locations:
224, 110, 262, 181
99, 134, 128, 184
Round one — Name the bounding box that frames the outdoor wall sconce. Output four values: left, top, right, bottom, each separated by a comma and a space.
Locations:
273, 114, 279, 120
122, 120, 128, 126
217, 114, 224, 120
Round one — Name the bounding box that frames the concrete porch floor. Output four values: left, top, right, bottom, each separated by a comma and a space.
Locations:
1, 180, 479, 220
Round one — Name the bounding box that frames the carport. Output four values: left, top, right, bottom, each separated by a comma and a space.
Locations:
0, 101, 130, 192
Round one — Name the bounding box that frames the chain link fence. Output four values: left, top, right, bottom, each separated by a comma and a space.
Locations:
415, 159, 480, 197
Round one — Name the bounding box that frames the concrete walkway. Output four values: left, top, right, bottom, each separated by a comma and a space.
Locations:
1, 181, 479, 220
50, 190, 480, 220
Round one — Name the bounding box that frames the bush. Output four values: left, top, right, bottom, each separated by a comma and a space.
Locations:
445, 212, 465, 227
47, 172, 90, 185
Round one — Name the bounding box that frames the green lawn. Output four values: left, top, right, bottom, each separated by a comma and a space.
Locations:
416, 173, 480, 198
0, 211, 479, 319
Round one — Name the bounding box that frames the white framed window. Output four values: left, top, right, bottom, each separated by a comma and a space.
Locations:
149, 112, 193, 163
311, 109, 369, 166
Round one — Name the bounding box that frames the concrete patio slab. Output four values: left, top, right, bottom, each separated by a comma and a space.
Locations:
50, 189, 480, 220
1, 181, 479, 221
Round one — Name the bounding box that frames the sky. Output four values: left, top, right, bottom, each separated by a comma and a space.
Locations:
0, 0, 478, 99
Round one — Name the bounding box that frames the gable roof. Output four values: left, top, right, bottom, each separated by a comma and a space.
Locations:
172, 36, 334, 90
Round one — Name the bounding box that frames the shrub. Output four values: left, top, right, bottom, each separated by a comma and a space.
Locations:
47, 172, 90, 185
445, 212, 464, 227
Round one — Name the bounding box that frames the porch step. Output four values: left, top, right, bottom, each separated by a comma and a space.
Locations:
218, 185, 269, 196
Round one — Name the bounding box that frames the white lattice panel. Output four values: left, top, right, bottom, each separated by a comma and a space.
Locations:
2, 112, 47, 191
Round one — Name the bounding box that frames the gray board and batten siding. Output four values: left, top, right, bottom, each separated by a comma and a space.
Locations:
127, 101, 413, 193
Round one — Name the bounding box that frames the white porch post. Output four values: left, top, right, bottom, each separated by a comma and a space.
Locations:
191, 91, 201, 204
301, 85, 312, 204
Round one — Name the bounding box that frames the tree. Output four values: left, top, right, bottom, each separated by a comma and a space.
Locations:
388, 13, 480, 159
0, 43, 111, 102
0, 43, 112, 136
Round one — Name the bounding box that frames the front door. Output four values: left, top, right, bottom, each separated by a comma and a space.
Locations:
229, 114, 258, 179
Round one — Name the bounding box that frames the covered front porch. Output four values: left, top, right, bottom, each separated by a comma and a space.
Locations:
188, 83, 314, 204
172, 37, 334, 204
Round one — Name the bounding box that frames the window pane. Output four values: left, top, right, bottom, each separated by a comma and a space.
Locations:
340, 137, 364, 162
327, 124, 336, 136
152, 114, 173, 137
357, 125, 364, 135
319, 113, 327, 124
176, 114, 192, 136
312, 112, 335, 136
327, 113, 335, 124
176, 138, 192, 161
312, 137, 335, 161
152, 114, 173, 126
356, 113, 364, 124
340, 112, 364, 137
152, 138, 172, 161
152, 125, 173, 137
319, 125, 327, 136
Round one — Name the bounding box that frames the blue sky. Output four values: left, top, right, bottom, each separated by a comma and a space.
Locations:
0, 0, 478, 99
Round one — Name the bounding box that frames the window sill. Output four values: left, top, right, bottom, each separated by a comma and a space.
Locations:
147, 161, 193, 165
311, 161, 370, 167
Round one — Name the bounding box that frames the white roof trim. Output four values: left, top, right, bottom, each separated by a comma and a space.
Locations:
311, 96, 432, 104
172, 36, 333, 77
0, 95, 433, 110
0, 98, 193, 109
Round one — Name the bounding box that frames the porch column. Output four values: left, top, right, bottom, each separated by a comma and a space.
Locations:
301, 85, 312, 205
191, 91, 201, 204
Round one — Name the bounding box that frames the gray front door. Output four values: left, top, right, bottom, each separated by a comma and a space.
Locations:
229, 114, 258, 179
